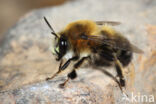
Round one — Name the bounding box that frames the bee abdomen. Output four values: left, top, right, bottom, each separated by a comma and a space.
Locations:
117, 50, 132, 66
92, 46, 114, 67
92, 48, 132, 67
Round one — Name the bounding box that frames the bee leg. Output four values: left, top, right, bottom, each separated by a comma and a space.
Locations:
113, 53, 126, 88
59, 56, 90, 88
115, 62, 125, 87
114, 57, 129, 96
46, 60, 63, 80
46, 56, 79, 80
59, 70, 77, 88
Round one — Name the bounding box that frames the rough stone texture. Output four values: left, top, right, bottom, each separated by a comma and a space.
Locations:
0, 76, 106, 104
0, 0, 156, 104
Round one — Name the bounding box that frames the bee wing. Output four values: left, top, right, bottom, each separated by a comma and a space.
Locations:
95, 21, 121, 26
130, 44, 144, 53
79, 34, 143, 53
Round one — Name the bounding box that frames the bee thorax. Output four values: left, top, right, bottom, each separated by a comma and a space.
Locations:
80, 52, 90, 58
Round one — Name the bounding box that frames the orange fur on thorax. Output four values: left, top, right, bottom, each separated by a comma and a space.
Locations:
63, 20, 99, 53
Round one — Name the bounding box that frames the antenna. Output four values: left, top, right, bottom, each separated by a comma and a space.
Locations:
44, 16, 58, 38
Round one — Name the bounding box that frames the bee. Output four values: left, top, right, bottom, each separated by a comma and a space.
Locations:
44, 17, 143, 90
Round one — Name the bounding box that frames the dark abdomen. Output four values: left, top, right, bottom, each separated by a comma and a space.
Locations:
117, 50, 132, 66
92, 45, 133, 67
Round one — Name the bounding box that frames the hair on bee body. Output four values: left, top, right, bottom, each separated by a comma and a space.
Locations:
44, 16, 143, 91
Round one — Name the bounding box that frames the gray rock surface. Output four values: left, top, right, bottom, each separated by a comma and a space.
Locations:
0, 0, 156, 104
0, 77, 106, 104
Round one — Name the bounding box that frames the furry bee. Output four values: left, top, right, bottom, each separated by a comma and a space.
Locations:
44, 17, 143, 90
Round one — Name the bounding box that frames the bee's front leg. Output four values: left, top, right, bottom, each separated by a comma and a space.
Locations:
46, 56, 79, 80
46, 60, 63, 80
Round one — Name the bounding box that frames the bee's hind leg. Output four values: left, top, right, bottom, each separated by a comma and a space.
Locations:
113, 53, 126, 90
113, 53, 129, 98
59, 56, 90, 88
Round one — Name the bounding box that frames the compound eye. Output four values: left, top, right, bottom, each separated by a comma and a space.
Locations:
58, 37, 68, 60
59, 39, 67, 51
61, 41, 66, 46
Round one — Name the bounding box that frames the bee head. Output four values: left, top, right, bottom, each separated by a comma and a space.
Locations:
44, 17, 68, 61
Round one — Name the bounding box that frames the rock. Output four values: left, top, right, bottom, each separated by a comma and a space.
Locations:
0, 0, 156, 104
0, 77, 106, 104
